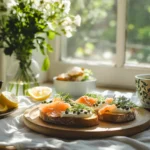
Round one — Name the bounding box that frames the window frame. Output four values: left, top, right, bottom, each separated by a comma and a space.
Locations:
48, 0, 150, 90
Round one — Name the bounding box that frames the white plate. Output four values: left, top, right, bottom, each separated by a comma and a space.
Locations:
0, 108, 17, 118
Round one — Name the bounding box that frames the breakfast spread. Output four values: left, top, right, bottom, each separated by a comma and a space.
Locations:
55, 66, 94, 81
39, 93, 137, 127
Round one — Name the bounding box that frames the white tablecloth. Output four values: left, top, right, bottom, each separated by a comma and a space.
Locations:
0, 90, 150, 150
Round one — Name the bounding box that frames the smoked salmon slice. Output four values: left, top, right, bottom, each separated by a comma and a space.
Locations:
76, 96, 97, 106
105, 98, 114, 104
98, 104, 117, 115
39, 101, 71, 117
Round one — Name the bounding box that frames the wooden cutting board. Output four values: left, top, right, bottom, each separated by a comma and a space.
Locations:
23, 105, 150, 139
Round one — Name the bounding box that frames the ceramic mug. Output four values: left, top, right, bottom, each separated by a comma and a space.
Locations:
0, 81, 2, 89
135, 74, 150, 109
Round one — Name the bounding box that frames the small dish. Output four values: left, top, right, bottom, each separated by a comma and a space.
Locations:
53, 77, 96, 97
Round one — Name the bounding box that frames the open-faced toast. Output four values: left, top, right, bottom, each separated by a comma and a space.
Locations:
39, 96, 99, 127
98, 111, 135, 123
97, 96, 137, 123
55, 66, 94, 81
40, 111, 99, 127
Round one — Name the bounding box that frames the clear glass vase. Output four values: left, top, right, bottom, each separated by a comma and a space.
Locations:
6, 55, 40, 95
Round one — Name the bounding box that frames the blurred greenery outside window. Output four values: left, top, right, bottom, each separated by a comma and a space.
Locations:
61, 0, 150, 66
126, 0, 150, 65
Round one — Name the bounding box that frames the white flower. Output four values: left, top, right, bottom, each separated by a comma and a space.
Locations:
61, 17, 72, 26
65, 31, 72, 38
43, 0, 60, 3
64, 26, 73, 37
4, 0, 17, 9
61, 0, 70, 14
33, 0, 40, 7
47, 22, 54, 30
45, 3, 51, 10
74, 15, 81, 26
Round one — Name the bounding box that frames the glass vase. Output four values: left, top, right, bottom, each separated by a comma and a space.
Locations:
6, 55, 40, 95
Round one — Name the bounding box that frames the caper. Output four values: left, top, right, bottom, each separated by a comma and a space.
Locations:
77, 111, 80, 115
84, 111, 87, 114
126, 107, 129, 110
123, 106, 127, 109
65, 111, 69, 114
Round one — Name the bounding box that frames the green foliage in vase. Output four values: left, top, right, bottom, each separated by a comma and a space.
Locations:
0, 0, 81, 95
0, 0, 81, 70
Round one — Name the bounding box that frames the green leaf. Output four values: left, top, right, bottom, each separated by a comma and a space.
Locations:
42, 57, 50, 71
36, 36, 45, 40
47, 31, 56, 40
46, 43, 53, 52
39, 45, 45, 55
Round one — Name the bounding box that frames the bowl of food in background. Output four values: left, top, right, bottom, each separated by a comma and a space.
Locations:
53, 66, 96, 97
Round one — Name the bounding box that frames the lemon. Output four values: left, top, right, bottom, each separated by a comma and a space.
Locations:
0, 103, 8, 113
28, 86, 52, 101
0, 91, 18, 109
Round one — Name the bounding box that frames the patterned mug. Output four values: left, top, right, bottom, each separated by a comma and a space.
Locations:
135, 74, 150, 109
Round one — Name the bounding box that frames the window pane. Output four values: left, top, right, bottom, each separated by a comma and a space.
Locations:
126, 0, 150, 65
61, 0, 117, 64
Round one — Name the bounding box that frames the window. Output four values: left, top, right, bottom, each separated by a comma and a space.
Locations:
126, 0, 150, 66
63, 0, 117, 65
49, 0, 150, 89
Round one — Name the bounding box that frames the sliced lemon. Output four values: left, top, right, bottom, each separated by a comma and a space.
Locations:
28, 86, 52, 101
0, 103, 8, 113
0, 91, 18, 109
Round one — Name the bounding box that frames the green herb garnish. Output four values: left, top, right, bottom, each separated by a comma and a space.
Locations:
54, 93, 73, 103
67, 103, 94, 113
85, 93, 105, 102
113, 96, 137, 108
81, 69, 93, 81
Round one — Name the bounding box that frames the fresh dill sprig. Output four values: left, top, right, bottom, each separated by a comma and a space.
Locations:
85, 93, 105, 102
54, 93, 72, 103
113, 96, 137, 108
68, 103, 94, 112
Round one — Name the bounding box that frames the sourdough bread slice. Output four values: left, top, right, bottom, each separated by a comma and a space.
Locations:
40, 111, 99, 127
98, 111, 135, 123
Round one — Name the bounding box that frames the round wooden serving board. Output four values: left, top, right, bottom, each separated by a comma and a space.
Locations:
23, 105, 150, 139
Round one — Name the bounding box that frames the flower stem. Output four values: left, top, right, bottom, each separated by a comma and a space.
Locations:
7, 60, 39, 95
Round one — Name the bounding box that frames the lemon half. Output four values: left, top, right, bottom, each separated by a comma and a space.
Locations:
0, 91, 18, 109
28, 86, 52, 101
0, 104, 8, 113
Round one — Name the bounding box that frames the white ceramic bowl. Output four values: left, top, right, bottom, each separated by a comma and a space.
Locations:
53, 77, 96, 97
